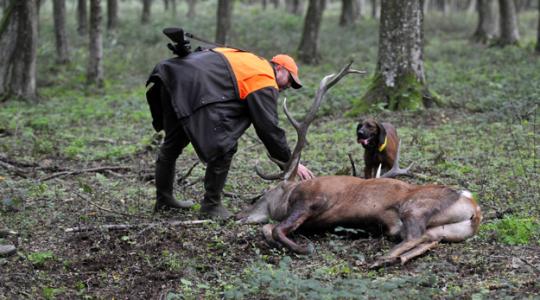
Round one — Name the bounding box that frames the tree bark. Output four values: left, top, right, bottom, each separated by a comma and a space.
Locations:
163, 0, 168, 10
497, 0, 520, 45
286, 0, 303, 14
141, 0, 151, 24
472, 0, 497, 43
77, 0, 87, 35
215, 0, 233, 45
371, 0, 379, 18
536, 0, 540, 53
298, 0, 325, 64
340, 0, 358, 26
107, 0, 118, 30
355, 0, 433, 113
87, 0, 103, 87
0, 0, 38, 101
53, 0, 69, 64
170, 0, 176, 18
186, 0, 196, 18
271, 0, 279, 8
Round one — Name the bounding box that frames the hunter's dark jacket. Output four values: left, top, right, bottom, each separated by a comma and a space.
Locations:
146, 48, 291, 163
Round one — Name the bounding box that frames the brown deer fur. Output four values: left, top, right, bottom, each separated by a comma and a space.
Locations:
238, 176, 482, 267
356, 119, 399, 178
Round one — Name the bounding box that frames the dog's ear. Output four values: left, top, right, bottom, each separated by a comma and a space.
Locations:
356, 119, 363, 132
377, 122, 387, 146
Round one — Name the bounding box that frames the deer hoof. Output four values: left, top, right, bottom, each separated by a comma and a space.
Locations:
369, 257, 399, 269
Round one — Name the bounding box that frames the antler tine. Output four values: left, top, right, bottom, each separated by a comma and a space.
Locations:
255, 164, 286, 181
283, 98, 301, 131
380, 140, 414, 178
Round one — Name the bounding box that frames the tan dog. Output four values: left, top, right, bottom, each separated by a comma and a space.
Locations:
356, 118, 400, 178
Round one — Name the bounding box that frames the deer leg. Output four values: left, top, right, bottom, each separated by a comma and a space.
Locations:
261, 224, 281, 248
272, 209, 312, 255
398, 240, 440, 265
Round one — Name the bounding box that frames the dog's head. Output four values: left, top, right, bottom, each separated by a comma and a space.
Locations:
356, 118, 386, 149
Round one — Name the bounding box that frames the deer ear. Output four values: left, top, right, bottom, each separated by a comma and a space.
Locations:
377, 122, 387, 146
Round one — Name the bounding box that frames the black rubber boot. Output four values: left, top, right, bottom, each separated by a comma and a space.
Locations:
154, 153, 194, 212
199, 149, 235, 220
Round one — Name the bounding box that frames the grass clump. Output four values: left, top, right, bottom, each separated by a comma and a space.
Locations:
482, 215, 540, 246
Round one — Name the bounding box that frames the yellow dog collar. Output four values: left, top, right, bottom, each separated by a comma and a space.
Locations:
378, 136, 387, 152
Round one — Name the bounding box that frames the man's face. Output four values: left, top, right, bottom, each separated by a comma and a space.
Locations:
275, 65, 292, 91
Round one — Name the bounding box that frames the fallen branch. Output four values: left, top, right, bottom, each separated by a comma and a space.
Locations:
0, 160, 29, 178
75, 192, 147, 219
64, 219, 213, 233
40, 166, 131, 181
0, 229, 18, 237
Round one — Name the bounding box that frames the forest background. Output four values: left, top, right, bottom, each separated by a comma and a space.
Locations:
0, 0, 539, 298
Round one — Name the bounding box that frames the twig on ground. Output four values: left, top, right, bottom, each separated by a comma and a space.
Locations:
64, 219, 213, 233
177, 161, 200, 185
40, 166, 131, 181
75, 192, 148, 219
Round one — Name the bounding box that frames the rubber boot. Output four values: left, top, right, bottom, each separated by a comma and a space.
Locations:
199, 151, 234, 220
154, 154, 194, 212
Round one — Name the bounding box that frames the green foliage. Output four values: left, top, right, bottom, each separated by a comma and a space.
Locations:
42, 287, 64, 300
482, 216, 540, 246
27, 250, 55, 267
224, 256, 439, 299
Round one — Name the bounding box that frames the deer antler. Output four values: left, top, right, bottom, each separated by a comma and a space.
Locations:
378, 140, 414, 178
256, 62, 366, 181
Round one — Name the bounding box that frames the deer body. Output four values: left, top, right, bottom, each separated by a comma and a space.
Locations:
240, 176, 482, 267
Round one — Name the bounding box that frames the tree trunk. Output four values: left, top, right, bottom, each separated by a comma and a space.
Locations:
262, 0, 267, 10
298, 0, 325, 64
87, 0, 103, 87
141, 0, 151, 24
271, 0, 279, 8
77, 0, 87, 35
0, 0, 38, 101
371, 0, 380, 18
163, 0, 168, 10
354, 0, 434, 113
186, 0, 196, 18
340, 0, 357, 26
215, 0, 233, 45
53, 0, 69, 64
286, 0, 303, 14
170, 0, 176, 18
472, 0, 497, 43
498, 0, 520, 45
467, 0, 477, 13
536, 0, 540, 53
107, 0, 118, 30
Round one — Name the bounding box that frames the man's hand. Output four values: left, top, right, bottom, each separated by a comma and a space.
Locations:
297, 163, 314, 180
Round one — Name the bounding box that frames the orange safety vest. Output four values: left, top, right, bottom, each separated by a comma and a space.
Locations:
213, 48, 278, 100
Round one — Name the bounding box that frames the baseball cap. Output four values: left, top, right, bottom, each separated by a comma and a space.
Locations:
271, 54, 302, 89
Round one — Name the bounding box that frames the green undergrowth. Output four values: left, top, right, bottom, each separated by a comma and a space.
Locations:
482, 215, 540, 246
1, 2, 539, 299
224, 256, 439, 299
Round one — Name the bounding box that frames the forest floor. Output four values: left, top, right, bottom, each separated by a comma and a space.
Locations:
1, 2, 539, 299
